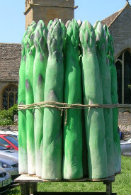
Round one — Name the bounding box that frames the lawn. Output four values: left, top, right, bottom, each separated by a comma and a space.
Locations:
7, 156, 131, 195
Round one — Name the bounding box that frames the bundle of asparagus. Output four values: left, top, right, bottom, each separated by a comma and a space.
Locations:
104, 25, 121, 174
18, 31, 27, 174
18, 19, 121, 181
25, 22, 36, 175
63, 19, 83, 180
42, 19, 64, 180
33, 20, 48, 177
80, 21, 107, 179
94, 21, 115, 177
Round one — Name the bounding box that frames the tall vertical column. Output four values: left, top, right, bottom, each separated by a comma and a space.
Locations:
25, 0, 75, 29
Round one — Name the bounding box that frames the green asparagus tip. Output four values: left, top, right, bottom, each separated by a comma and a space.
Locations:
65, 20, 71, 28
61, 21, 66, 39
93, 21, 100, 29
47, 19, 64, 53
80, 20, 95, 48
77, 20, 82, 28
47, 20, 53, 30
94, 21, 104, 42
34, 20, 47, 52
67, 19, 79, 47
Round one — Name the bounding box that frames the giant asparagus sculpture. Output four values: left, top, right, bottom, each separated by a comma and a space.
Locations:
18, 30, 28, 174
80, 21, 108, 179
104, 26, 121, 174
18, 19, 121, 181
94, 21, 115, 177
63, 19, 83, 180
25, 21, 36, 175
33, 20, 48, 177
42, 19, 64, 180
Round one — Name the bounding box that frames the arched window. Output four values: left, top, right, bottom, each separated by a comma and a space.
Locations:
115, 49, 131, 104
2, 85, 18, 109
116, 60, 122, 104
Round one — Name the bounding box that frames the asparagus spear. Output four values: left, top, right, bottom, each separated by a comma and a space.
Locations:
80, 21, 108, 179
104, 25, 121, 174
33, 20, 48, 177
94, 21, 115, 177
18, 30, 28, 174
42, 19, 64, 180
77, 20, 82, 28
47, 20, 53, 30
63, 19, 83, 180
25, 21, 36, 175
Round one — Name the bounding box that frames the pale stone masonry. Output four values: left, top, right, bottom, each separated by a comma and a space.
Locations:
0, 43, 21, 82
102, 2, 131, 57
25, 0, 75, 28
0, 43, 21, 108
102, 2, 131, 104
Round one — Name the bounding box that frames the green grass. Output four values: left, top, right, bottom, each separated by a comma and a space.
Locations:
7, 156, 131, 195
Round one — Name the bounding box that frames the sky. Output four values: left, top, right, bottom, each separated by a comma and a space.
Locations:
0, 0, 129, 43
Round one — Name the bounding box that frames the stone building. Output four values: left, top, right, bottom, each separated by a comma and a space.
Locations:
102, 2, 131, 104
25, 0, 75, 28
0, 43, 21, 109
0, 1, 131, 109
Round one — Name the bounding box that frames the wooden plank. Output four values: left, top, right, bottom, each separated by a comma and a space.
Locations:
15, 174, 43, 183
15, 174, 115, 183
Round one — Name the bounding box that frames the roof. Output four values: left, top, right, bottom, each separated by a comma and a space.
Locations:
0, 43, 21, 82
101, 2, 130, 27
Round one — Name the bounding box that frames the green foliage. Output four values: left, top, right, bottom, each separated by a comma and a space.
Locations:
0, 104, 18, 126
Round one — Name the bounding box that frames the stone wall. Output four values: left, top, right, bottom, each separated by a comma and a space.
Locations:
0, 125, 18, 131
0, 43, 21, 82
25, 0, 74, 28
33, 6, 74, 25
109, 5, 131, 57
33, 0, 74, 7
0, 43, 20, 109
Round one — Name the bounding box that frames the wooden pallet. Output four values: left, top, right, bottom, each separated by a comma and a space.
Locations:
15, 174, 116, 195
